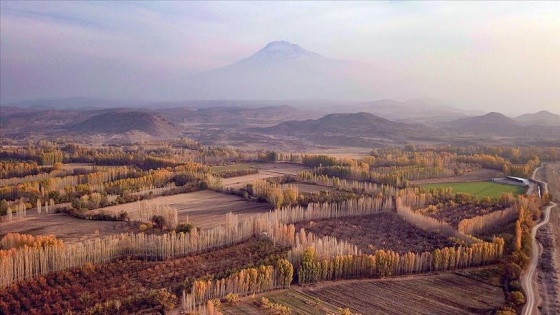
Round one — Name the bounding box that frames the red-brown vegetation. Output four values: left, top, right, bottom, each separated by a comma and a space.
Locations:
0, 238, 288, 314
294, 213, 456, 254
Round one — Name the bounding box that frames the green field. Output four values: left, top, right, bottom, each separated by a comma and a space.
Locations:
420, 181, 525, 199
210, 163, 259, 173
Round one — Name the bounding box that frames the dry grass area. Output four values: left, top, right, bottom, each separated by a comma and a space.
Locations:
0, 211, 133, 243
295, 213, 456, 254
412, 168, 503, 185
96, 190, 272, 229
221, 273, 503, 315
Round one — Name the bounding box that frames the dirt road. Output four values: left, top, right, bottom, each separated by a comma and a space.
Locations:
522, 164, 556, 315
522, 200, 557, 315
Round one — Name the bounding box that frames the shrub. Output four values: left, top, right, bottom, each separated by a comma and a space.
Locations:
508, 291, 525, 305
151, 215, 167, 229
223, 293, 239, 304
176, 223, 194, 233
502, 263, 522, 281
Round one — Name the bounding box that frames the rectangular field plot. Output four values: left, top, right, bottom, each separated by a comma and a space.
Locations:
301, 273, 503, 315
420, 181, 525, 199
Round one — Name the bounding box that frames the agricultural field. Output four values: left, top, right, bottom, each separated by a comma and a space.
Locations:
220, 273, 504, 315
295, 213, 456, 254
420, 181, 525, 199
299, 273, 504, 315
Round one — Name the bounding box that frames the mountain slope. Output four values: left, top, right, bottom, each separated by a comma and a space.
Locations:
180, 41, 413, 101
515, 111, 560, 126
71, 111, 178, 136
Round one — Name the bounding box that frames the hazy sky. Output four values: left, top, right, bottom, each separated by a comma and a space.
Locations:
1, 1, 559, 114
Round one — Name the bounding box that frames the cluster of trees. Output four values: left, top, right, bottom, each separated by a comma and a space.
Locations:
0, 161, 41, 179
455, 153, 539, 178
135, 201, 179, 230
256, 152, 338, 166
266, 196, 393, 226
0, 233, 62, 250
368, 148, 462, 168
297, 238, 504, 284
313, 164, 456, 187
1, 162, 222, 218
182, 260, 293, 313
395, 198, 460, 240
458, 206, 518, 235
247, 180, 299, 209
0, 166, 134, 202
298, 171, 387, 196
84, 288, 178, 314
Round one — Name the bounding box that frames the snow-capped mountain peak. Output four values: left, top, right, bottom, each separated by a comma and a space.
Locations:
245, 40, 322, 62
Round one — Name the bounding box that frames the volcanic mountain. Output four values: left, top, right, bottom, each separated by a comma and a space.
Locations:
71, 111, 178, 136
515, 110, 560, 127
446, 112, 560, 138
180, 41, 413, 101
256, 112, 439, 147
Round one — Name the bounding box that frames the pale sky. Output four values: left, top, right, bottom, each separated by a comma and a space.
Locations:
1, 1, 559, 114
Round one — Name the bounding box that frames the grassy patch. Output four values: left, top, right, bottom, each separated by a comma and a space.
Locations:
420, 181, 524, 199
